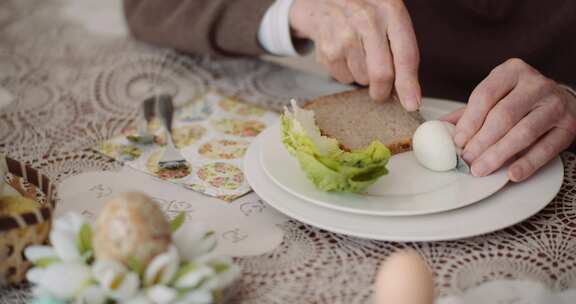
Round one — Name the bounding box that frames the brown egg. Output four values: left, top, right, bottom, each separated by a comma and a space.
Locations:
94, 192, 171, 267
374, 249, 435, 304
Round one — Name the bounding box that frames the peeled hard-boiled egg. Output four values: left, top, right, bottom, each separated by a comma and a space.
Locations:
412, 120, 458, 172
374, 249, 435, 304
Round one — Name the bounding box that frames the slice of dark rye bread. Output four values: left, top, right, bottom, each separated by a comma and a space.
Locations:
304, 89, 424, 154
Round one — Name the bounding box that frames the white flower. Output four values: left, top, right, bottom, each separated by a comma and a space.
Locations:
76, 285, 106, 304
173, 264, 214, 289
50, 212, 87, 262
92, 259, 139, 300
25, 213, 241, 304
208, 263, 241, 291
146, 285, 178, 304
173, 222, 217, 261
192, 256, 240, 291
144, 245, 180, 286
32, 262, 92, 299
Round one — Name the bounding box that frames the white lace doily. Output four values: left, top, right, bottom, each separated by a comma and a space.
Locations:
1, 0, 575, 303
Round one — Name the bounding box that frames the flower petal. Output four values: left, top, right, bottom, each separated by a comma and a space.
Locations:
202, 266, 241, 291
144, 246, 180, 286
39, 263, 92, 299
146, 285, 178, 304
50, 230, 81, 262
24, 246, 58, 263
173, 222, 216, 261
26, 267, 45, 284
113, 272, 140, 300
92, 259, 127, 282
75, 286, 106, 304
174, 264, 214, 289
92, 259, 139, 300
53, 212, 86, 235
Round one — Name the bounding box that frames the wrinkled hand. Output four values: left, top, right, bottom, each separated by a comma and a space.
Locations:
289, 0, 421, 110
442, 58, 576, 182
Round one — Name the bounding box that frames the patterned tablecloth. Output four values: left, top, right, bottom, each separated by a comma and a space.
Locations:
1, 1, 575, 303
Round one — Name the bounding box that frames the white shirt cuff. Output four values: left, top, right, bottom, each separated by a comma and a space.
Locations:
258, 0, 300, 56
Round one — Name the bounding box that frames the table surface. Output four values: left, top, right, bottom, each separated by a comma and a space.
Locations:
1, 0, 576, 303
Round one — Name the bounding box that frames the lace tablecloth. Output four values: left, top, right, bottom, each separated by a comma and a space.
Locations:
1, 1, 575, 303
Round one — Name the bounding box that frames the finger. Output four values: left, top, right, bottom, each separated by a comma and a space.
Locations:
469, 104, 557, 177
381, 2, 421, 111
314, 4, 355, 84
508, 128, 573, 182
440, 107, 465, 124
316, 39, 354, 84
327, 58, 355, 84
454, 65, 520, 148
346, 38, 369, 85
462, 85, 540, 163
347, 5, 394, 101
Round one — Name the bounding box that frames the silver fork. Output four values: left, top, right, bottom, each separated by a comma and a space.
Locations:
156, 94, 187, 169
136, 96, 156, 144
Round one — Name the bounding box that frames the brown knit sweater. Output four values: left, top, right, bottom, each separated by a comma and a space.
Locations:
124, 0, 576, 101
124, 0, 274, 56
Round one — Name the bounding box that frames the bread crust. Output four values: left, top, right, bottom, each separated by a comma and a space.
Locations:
303, 88, 419, 155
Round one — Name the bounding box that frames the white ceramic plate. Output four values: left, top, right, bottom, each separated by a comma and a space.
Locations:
259, 98, 509, 216
246, 138, 563, 241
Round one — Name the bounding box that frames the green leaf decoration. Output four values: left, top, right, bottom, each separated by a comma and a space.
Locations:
170, 212, 186, 232
127, 256, 145, 277
212, 289, 224, 302
81, 250, 94, 264
211, 262, 229, 274
173, 261, 198, 282
77, 223, 93, 256
35, 257, 61, 268
203, 230, 215, 239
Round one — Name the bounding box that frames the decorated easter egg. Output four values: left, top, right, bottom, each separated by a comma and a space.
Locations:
93, 192, 171, 267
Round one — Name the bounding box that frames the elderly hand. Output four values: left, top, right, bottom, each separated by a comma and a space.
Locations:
442, 58, 576, 182
289, 0, 421, 111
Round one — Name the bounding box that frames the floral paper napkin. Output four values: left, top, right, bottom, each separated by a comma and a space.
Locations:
95, 92, 279, 201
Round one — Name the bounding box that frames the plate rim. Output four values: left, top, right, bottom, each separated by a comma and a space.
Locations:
245, 138, 563, 241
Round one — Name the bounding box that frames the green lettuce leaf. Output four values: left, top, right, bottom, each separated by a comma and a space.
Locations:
281, 100, 391, 192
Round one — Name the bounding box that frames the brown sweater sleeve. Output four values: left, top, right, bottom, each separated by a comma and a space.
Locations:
123, 0, 275, 56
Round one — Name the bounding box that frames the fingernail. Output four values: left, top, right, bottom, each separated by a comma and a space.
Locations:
509, 165, 523, 181
414, 95, 422, 108
454, 132, 466, 147
406, 100, 418, 112
471, 161, 488, 177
